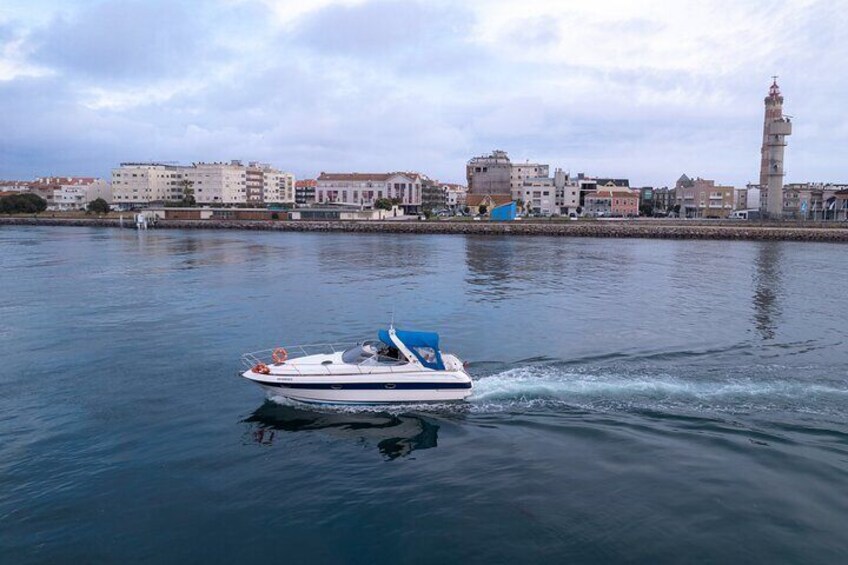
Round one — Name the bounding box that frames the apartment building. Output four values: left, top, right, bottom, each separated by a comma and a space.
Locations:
112, 161, 294, 207
316, 172, 423, 214
442, 183, 467, 209
25, 177, 112, 210
184, 161, 248, 204
674, 175, 734, 218
421, 178, 446, 212
518, 176, 556, 215
112, 163, 188, 206
511, 160, 550, 200
554, 169, 580, 215
295, 179, 317, 205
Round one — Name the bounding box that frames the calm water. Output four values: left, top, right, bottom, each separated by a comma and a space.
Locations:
1, 226, 847, 564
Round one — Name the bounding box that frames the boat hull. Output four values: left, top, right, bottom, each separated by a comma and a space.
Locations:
243, 370, 473, 405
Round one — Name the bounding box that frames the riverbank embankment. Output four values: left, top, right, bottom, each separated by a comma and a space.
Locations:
2, 216, 848, 242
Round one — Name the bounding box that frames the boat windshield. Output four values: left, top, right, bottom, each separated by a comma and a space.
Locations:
341, 341, 406, 365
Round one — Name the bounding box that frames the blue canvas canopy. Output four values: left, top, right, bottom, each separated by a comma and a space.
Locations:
378, 329, 445, 370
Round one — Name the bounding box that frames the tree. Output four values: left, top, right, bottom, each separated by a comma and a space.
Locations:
87, 198, 110, 214
375, 198, 393, 211
478, 204, 488, 215
180, 179, 196, 206
640, 203, 654, 217
0, 192, 47, 214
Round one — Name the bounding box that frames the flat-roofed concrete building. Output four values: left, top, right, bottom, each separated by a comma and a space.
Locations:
112, 160, 293, 207
511, 160, 550, 200
112, 163, 188, 207
185, 161, 247, 205
519, 176, 556, 215
442, 183, 466, 209
295, 179, 317, 205
554, 169, 580, 215
467, 150, 512, 195
674, 175, 734, 218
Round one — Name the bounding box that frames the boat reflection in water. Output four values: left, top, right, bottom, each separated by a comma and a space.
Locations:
242, 401, 440, 460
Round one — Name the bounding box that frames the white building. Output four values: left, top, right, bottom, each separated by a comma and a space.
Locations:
554, 169, 580, 215
261, 170, 295, 205
519, 177, 556, 215
442, 183, 467, 209
111, 161, 294, 207
31, 177, 112, 211
316, 172, 422, 214
112, 163, 188, 207
515, 168, 579, 216
511, 161, 550, 200
244, 162, 295, 205
186, 161, 247, 205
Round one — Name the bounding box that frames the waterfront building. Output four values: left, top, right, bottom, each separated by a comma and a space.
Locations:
575, 174, 598, 207
261, 168, 295, 206
29, 177, 112, 211
554, 169, 580, 215
112, 163, 189, 206
779, 182, 848, 219
112, 161, 294, 207
421, 178, 446, 212
442, 183, 467, 209
519, 176, 556, 215
243, 162, 294, 206
184, 161, 248, 205
295, 179, 317, 205
653, 187, 674, 213
0, 180, 40, 192
584, 188, 639, 217
759, 78, 792, 217
466, 150, 512, 196
510, 160, 550, 200
315, 172, 422, 214
674, 175, 734, 218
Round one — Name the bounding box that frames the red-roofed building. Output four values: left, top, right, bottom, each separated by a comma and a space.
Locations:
585, 188, 640, 217
316, 172, 422, 213
295, 179, 317, 205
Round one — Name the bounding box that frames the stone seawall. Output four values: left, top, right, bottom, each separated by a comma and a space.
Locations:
2, 216, 848, 242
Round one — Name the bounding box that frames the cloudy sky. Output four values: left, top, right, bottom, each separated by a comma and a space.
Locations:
1, 0, 846, 186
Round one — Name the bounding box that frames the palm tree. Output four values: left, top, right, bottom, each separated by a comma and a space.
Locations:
180, 179, 195, 206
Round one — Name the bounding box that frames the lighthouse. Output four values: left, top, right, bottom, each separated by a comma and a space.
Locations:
759, 78, 792, 218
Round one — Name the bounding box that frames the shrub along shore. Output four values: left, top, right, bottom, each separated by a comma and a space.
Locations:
2, 216, 848, 242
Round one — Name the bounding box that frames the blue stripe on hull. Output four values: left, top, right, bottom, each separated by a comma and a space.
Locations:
255, 381, 472, 390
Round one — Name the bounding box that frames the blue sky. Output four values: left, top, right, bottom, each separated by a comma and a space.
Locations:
1, 0, 846, 186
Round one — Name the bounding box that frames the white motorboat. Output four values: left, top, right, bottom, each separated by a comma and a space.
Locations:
240, 327, 473, 405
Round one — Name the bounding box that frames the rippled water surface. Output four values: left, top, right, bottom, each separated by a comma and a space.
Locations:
1, 226, 847, 563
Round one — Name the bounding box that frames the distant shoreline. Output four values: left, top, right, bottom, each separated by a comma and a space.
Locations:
2, 216, 848, 242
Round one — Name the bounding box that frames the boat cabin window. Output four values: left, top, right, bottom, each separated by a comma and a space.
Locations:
411, 346, 437, 364
342, 345, 374, 364
341, 341, 407, 365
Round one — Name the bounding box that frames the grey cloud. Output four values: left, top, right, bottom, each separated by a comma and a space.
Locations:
29, 1, 206, 80
290, 0, 475, 59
